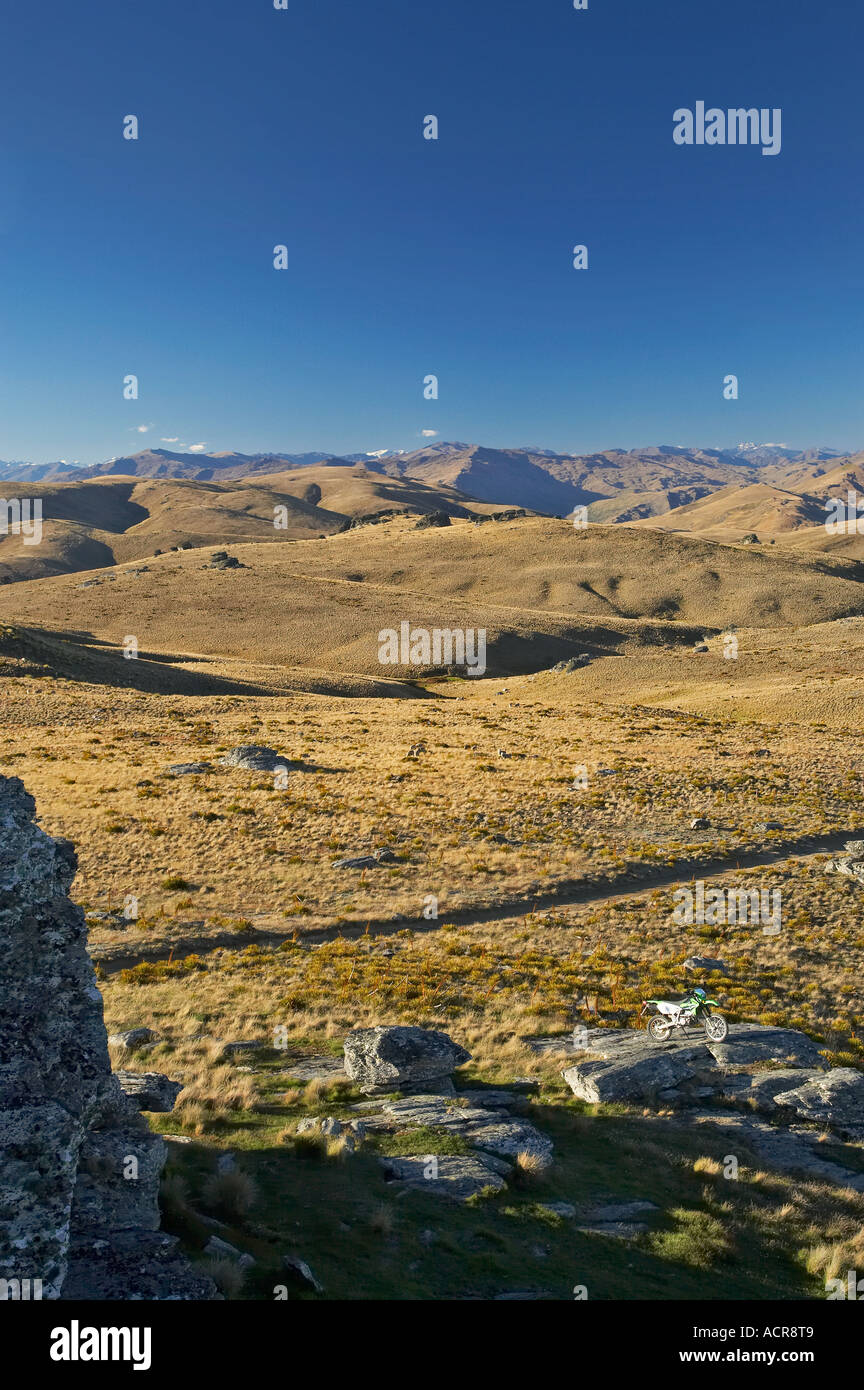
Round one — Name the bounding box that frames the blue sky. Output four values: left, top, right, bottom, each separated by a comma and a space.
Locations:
0, 0, 861, 464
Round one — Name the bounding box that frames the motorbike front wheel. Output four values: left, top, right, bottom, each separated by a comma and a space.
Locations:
648, 1015, 672, 1042
704, 1012, 728, 1042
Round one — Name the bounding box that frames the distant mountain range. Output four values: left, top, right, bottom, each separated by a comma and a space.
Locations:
2, 441, 861, 571
0, 441, 849, 504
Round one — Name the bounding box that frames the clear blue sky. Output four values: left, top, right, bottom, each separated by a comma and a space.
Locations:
0, 0, 861, 464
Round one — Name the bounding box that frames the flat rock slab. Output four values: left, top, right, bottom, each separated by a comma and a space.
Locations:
773, 1069, 864, 1140
166, 763, 212, 776
706, 1026, 826, 1071
379, 1094, 554, 1169
284, 1055, 347, 1082
220, 1040, 267, 1057
578, 1200, 659, 1223
380, 1154, 509, 1202
668, 1109, 864, 1192
717, 1069, 824, 1110
456, 1089, 525, 1110
575, 1221, 649, 1241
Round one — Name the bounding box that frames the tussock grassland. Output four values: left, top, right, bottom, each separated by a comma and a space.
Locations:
1, 519, 862, 1299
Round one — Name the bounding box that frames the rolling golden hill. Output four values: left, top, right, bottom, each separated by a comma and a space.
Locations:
1, 518, 861, 683
0, 471, 495, 585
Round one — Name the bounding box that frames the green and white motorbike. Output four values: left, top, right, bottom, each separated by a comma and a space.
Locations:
640, 986, 728, 1043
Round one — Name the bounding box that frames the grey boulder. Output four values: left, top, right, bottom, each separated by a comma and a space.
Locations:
343, 1025, 470, 1095
115, 1071, 183, 1113
108, 1028, 155, 1049
219, 745, 291, 773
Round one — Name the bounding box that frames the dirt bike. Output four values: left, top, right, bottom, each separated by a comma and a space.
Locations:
640, 988, 728, 1043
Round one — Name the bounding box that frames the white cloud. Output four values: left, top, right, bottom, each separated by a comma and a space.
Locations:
188, 443, 208, 453
134, 424, 150, 434
161, 436, 180, 443
420, 429, 438, 437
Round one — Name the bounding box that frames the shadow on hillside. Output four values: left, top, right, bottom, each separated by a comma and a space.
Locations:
92, 824, 864, 975
1, 626, 429, 700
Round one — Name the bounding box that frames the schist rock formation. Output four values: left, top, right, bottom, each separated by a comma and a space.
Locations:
0, 774, 215, 1300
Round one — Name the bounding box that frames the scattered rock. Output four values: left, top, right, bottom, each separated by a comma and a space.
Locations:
166, 762, 212, 776
575, 1220, 648, 1241
551, 655, 590, 672
220, 1040, 266, 1057
689, 817, 710, 829
115, 1071, 183, 1113
206, 551, 245, 570
108, 1028, 156, 1049
205, 1235, 255, 1268
282, 1254, 324, 1294
683, 956, 729, 974
333, 847, 397, 869
414, 511, 451, 529
693, 642, 709, 653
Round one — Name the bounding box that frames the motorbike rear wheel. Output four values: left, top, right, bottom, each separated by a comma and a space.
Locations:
648, 1015, 672, 1042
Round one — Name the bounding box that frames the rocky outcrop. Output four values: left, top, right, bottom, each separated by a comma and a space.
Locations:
824, 839, 864, 885
551, 1020, 864, 1185
343, 1025, 471, 1095
0, 774, 215, 1300
556, 1023, 829, 1108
